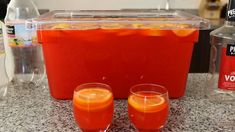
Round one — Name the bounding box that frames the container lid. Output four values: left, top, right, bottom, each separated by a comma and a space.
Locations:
32, 10, 211, 30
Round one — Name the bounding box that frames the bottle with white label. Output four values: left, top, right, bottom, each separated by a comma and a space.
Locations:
207, 0, 235, 102
0, 21, 8, 99
4, 0, 45, 87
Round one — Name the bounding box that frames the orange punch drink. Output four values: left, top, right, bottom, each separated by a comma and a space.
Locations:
33, 10, 210, 100
73, 83, 114, 132
128, 84, 169, 131
37, 22, 198, 99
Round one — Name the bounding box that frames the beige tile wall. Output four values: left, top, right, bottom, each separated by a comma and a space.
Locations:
34, 0, 203, 10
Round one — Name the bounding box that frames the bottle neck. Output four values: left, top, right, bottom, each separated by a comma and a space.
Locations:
226, 0, 235, 22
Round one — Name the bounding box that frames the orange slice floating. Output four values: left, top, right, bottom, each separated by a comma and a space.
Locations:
100, 23, 125, 29
172, 29, 197, 37
51, 24, 71, 29
140, 29, 167, 36
73, 23, 99, 30
137, 24, 167, 36
73, 88, 113, 111
128, 93, 167, 113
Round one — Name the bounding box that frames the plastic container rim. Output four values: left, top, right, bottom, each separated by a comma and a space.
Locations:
31, 9, 211, 30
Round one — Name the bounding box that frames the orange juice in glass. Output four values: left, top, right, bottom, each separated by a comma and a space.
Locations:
128, 84, 169, 132
73, 83, 114, 132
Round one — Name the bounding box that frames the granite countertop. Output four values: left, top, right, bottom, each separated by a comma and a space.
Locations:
1, 74, 235, 132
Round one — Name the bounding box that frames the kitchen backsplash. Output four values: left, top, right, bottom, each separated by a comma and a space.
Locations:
34, 0, 205, 10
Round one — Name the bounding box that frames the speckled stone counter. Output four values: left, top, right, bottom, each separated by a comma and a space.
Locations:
1, 74, 235, 132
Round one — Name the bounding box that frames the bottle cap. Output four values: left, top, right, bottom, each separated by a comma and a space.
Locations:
226, 0, 235, 21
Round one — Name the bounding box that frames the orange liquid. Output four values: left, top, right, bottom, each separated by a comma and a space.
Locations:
128, 91, 169, 130
38, 28, 198, 99
73, 88, 114, 131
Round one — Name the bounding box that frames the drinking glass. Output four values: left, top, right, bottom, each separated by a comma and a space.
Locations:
73, 83, 114, 132
128, 83, 169, 132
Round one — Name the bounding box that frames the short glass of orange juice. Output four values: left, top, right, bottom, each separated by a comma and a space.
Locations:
73, 83, 114, 132
128, 84, 169, 132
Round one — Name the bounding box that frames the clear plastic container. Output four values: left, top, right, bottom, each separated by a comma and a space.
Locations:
32, 10, 210, 99
5, 0, 45, 86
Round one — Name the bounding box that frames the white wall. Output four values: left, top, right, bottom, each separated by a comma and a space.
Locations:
34, 0, 202, 10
